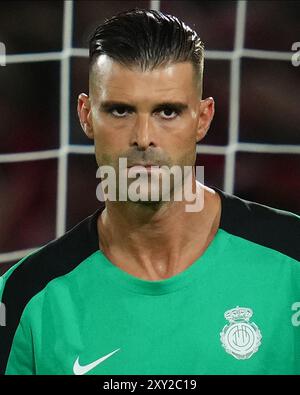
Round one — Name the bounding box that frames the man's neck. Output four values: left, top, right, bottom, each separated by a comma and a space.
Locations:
97, 184, 221, 281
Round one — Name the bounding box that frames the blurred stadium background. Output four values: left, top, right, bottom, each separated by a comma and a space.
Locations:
0, 0, 299, 274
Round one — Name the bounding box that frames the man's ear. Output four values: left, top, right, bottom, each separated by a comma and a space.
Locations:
77, 93, 94, 139
196, 97, 215, 143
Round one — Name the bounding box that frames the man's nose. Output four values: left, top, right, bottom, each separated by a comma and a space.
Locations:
130, 114, 155, 150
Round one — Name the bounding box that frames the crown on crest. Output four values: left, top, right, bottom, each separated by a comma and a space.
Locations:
224, 306, 253, 322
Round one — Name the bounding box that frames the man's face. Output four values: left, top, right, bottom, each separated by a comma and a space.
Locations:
78, 55, 214, 201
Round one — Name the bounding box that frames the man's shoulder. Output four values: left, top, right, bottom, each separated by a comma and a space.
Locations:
0, 208, 102, 303
0, 208, 103, 375
213, 187, 300, 262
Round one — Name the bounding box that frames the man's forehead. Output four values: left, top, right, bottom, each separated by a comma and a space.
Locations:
90, 55, 197, 97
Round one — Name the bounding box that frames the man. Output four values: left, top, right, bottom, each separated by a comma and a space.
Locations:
0, 9, 299, 375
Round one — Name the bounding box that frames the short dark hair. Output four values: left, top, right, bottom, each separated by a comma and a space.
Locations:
89, 9, 204, 95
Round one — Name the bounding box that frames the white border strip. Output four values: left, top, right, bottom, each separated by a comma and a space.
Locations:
150, 0, 160, 11
68, 144, 94, 154
224, 0, 247, 194
0, 143, 299, 163
56, 0, 73, 238
0, 149, 61, 163
196, 143, 300, 155
0, 248, 38, 263
4, 48, 293, 64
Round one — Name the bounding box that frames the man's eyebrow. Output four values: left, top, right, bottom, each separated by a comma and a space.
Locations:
99, 101, 188, 111
154, 102, 188, 111
100, 101, 135, 111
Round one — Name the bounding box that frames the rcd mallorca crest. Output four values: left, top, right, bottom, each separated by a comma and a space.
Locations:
220, 306, 262, 360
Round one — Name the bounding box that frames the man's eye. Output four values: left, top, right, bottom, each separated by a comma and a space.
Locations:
110, 107, 131, 117
158, 108, 179, 120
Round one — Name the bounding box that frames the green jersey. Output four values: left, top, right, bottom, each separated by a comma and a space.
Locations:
1, 188, 299, 375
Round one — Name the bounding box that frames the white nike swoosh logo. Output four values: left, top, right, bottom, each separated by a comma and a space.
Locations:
73, 348, 121, 375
